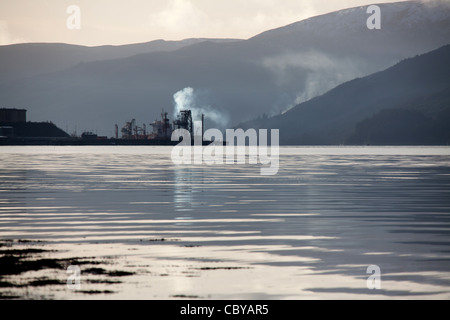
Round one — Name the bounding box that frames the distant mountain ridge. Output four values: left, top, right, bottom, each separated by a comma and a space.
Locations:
0, 38, 241, 85
0, 0, 449, 136
239, 44, 450, 145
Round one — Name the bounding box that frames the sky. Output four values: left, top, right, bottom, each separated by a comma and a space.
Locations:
0, 0, 411, 46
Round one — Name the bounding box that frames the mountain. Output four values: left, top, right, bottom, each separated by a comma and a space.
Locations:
346, 86, 450, 145
239, 44, 450, 145
0, 38, 241, 85
0, 0, 449, 136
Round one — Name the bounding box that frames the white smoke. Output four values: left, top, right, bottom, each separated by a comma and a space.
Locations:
173, 87, 195, 117
262, 50, 369, 113
173, 87, 229, 128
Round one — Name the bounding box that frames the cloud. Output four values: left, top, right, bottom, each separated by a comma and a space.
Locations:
0, 20, 25, 45
141, 0, 318, 40
144, 0, 209, 38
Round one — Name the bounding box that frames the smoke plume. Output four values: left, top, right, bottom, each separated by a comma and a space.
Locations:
262, 50, 369, 113
173, 87, 229, 129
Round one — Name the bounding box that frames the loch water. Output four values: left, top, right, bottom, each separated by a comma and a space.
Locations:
1, 146, 450, 299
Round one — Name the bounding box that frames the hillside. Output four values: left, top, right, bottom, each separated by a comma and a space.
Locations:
239, 44, 450, 145
0, 38, 241, 85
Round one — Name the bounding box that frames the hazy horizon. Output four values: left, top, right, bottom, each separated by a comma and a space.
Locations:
1, 0, 412, 46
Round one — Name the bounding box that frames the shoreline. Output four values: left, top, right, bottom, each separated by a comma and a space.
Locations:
0, 138, 218, 146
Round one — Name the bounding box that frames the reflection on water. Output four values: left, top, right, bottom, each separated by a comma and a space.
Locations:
0, 146, 450, 299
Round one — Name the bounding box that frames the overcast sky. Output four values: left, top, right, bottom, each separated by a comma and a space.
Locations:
1, 0, 411, 46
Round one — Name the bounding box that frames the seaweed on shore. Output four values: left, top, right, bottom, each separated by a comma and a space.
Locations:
0, 239, 133, 298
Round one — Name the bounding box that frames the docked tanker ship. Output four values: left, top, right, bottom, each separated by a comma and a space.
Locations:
0, 108, 213, 146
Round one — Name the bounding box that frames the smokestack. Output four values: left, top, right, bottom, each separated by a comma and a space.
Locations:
202, 114, 205, 139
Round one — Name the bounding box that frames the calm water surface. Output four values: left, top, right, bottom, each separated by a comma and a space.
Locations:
1, 146, 450, 299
